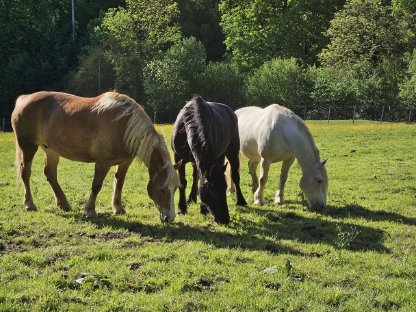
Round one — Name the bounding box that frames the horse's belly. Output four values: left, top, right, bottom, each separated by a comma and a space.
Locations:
241, 140, 261, 162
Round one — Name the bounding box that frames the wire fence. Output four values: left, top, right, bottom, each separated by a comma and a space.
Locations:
1, 106, 414, 132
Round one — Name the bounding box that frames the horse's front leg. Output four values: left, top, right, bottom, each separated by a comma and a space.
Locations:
112, 159, 132, 214
176, 155, 188, 214
85, 163, 111, 218
187, 163, 198, 204
275, 156, 295, 205
254, 158, 270, 205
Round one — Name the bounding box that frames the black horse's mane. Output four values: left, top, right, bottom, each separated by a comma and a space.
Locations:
182, 96, 216, 173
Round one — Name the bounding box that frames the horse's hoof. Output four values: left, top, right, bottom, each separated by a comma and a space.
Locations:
113, 205, 126, 215
236, 200, 247, 207
85, 211, 98, 218
25, 203, 37, 211
274, 198, 285, 205
186, 198, 197, 205
58, 202, 72, 211
178, 209, 187, 215
200, 204, 209, 215
253, 199, 264, 206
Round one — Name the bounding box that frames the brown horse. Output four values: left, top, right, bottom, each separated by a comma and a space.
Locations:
11, 91, 180, 222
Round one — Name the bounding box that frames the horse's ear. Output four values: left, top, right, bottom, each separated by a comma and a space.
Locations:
320, 159, 328, 167
174, 159, 183, 170
222, 162, 228, 172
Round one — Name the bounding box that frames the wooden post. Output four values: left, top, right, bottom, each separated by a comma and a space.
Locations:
154, 111, 157, 124
327, 107, 331, 123
380, 106, 385, 123
409, 109, 412, 123
353, 106, 356, 124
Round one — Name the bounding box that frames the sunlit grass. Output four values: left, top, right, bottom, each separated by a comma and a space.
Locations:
0, 121, 415, 310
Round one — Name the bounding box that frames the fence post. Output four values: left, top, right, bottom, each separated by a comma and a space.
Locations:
352, 106, 356, 124
154, 111, 157, 124
380, 106, 385, 123
409, 109, 412, 123
327, 107, 331, 123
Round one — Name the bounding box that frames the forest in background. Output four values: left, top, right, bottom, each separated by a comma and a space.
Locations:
1, 0, 415, 128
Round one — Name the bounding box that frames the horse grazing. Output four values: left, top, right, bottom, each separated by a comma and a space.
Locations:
12, 91, 180, 222
172, 96, 247, 224
228, 104, 328, 211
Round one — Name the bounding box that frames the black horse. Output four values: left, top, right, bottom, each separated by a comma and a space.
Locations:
172, 96, 247, 223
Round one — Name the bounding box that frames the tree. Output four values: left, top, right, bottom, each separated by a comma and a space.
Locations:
176, 0, 225, 61
143, 37, 206, 115
319, 0, 410, 68
98, 0, 181, 102
399, 50, 416, 110
197, 62, 245, 108
245, 58, 311, 108
220, 0, 344, 71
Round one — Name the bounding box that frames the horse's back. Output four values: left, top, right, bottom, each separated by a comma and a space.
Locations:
12, 91, 136, 163
173, 96, 238, 160
236, 104, 300, 162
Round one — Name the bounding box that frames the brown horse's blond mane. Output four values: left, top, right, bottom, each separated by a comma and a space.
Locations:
93, 92, 158, 166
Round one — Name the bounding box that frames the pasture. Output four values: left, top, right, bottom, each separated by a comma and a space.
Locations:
0, 121, 415, 311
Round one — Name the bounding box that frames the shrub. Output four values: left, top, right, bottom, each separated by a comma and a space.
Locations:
245, 58, 311, 108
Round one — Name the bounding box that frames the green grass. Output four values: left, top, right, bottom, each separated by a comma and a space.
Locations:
0, 121, 415, 311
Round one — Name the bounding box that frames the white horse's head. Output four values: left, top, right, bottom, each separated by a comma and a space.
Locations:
299, 159, 328, 211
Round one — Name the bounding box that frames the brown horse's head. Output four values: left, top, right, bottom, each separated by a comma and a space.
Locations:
299, 160, 328, 212
147, 142, 181, 223
199, 163, 230, 224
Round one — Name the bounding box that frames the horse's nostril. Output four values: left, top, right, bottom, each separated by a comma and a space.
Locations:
163, 215, 169, 222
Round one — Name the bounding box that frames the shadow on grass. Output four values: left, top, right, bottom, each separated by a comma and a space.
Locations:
237, 204, 389, 253
58, 202, 389, 254
59, 211, 304, 256
324, 203, 416, 226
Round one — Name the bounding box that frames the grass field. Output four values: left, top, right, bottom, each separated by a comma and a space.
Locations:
0, 121, 415, 311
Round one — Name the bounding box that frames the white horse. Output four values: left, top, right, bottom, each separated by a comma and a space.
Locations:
227, 104, 328, 211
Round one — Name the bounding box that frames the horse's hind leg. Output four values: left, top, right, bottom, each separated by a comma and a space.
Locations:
176, 154, 188, 214
43, 149, 71, 210
275, 156, 295, 205
226, 151, 247, 206
112, 160, 132, 214
187, 163, 198, 204
248, 159, 259, 193
16, 140, 38, 211
254, 158, 270, 205
85, 163, 111, 218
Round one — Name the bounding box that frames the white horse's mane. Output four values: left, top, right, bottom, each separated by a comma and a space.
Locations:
93, 93, 178, 187
274, 104, 321, 162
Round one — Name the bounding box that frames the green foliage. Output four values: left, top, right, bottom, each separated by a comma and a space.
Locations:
220, 0, 344, 71
197, 62, 245, 108
399, 50, 416, 109
176, 0, 225, 61
143, 37, 206, 112
99, 0, 181, 101
319, 0, 409, 67
245, 58, 311, 107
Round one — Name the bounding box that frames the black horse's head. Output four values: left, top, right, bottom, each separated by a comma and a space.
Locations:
199, 163, 229, 224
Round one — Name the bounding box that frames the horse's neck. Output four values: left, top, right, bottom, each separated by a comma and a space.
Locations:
148, 146, 164, 176
288, 126, 319, 173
